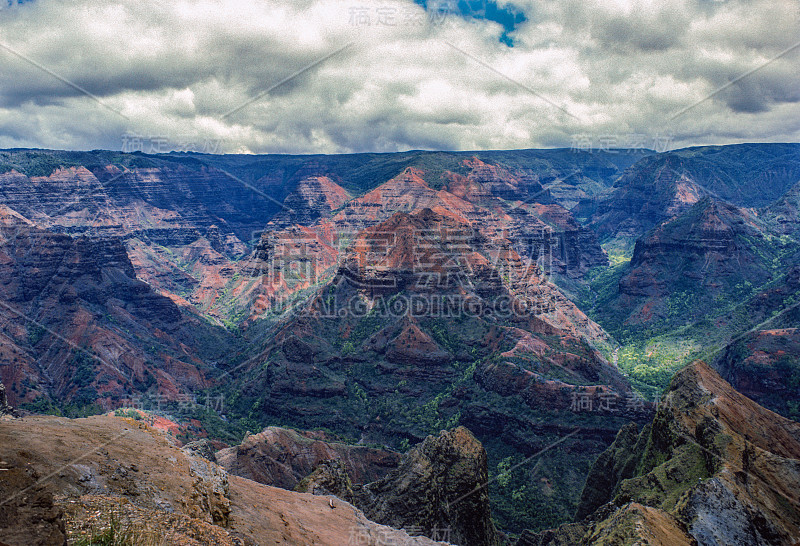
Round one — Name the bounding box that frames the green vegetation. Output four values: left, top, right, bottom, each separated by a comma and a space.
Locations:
486, 433, 599, 534
615, 425, 718, 512
113, 409, 142, 420
71, 510, 162, 546
577, 208, 800, 399
26, 324, 47, 346
602, 237, 635, 267
21, 395, 103, 418
0, 149, 171, 178
614, 339, 700, 400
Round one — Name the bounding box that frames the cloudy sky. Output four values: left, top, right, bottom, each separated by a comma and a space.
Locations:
0, 0, 798, 153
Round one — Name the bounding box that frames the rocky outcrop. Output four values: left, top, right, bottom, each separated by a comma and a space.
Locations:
455, 157, 549, 203
0, 460, 67, 545
331, 167, 475, 232
253, 425, 501, 544
519, 361, 800, 544
185, 450, 231, 527
295, 459, 356, 503
0, 382, 16, 417
444, 159, 609, 277
0, 414, 446, 545
216, 426, 402, 490
354, 427, 499, 546
267, 175, 350, 229
574, 422, 649, 520
516, 502, 695, 546
182, 438, 219, 463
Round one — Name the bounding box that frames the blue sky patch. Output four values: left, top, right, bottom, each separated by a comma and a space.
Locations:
415, 0, 527, 46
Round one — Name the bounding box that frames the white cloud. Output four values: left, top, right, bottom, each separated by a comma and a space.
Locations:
0, 0, 797, 153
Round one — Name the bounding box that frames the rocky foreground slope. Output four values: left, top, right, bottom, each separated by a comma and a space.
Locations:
0, 413, 448, 545
0, 382, 15, 417
352, 427, 499, 546
517, 361, 800, 545
222, 425, 500, 545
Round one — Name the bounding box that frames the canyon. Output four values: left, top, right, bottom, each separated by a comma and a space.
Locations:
1, 143, 800, 544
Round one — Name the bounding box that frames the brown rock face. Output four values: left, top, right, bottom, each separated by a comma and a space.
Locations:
0, 414, 445, 546
454, 157, 548, 204
384, 319, 451, 365
334, 207, 608, 345
215, 426, 401, 490
243, 207, 625, 434
0, 465, 67, 546
248, 161, 606, 315
355, 426, 500, 546
295, 459, 356, 503
267, 175, 351, 229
